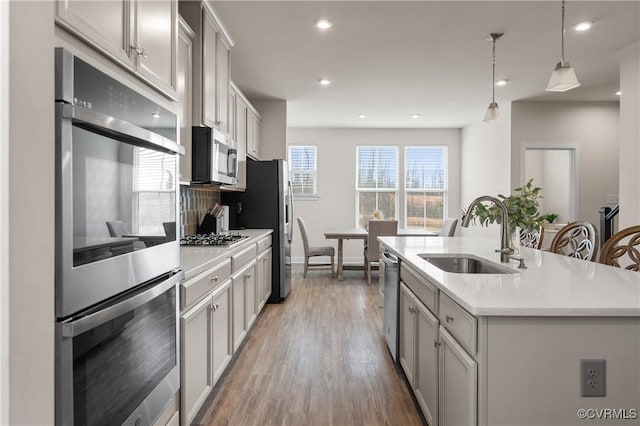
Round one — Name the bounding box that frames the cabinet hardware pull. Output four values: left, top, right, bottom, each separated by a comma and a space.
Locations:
446, 315, 454, 323
434, 341, 441, 348
210, 276, 219, 282
245, 273, 252, 279
131, 45, 148, 58
215, 120, 224, 126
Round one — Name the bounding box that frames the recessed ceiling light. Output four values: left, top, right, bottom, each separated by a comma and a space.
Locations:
152, 112, 161, 118
359, 114, 367, 119
616, 90, 621, 96
495, 79, 508, 86
410, 114, 420, 119
316, 19, 332, 30
574, 21, 592, 32
318, 78, 331, 86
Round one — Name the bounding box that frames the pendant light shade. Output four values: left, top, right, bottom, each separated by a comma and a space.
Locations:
484, 33, 503, 122
546, 0, 581, 92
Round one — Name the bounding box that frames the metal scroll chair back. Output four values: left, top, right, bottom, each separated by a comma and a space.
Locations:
520, 224, 544, 249
439, 218, 458, 237
550, 221, 598, 261
598, 225, 640, 271
365, 220, 398, 285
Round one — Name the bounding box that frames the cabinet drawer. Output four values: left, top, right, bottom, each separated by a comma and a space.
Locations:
439, 293, 477, 355
232, 244, 258, 272
256, 235, 272, 253
401, 263, 438, 314
181, 258, 231, 310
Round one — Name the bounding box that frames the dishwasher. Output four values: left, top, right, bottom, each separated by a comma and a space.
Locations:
381, 249, 400, 362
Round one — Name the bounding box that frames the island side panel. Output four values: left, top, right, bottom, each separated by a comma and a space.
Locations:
486, 316, 640, 426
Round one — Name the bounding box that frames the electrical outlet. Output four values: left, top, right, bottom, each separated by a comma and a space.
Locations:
581, 359, 606, 397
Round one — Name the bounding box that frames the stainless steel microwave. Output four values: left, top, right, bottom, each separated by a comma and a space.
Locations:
192, 127, 238, 185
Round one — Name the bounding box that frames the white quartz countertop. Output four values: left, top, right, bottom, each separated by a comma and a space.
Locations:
379, 236, 640, 317
180, 229, 273, 281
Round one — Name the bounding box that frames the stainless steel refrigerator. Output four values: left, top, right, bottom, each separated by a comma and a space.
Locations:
222, 159, 293, 302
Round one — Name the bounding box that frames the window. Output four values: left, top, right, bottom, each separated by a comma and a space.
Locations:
133, 147, 176, 234
405, 146, 448, 230
288, 145, 318, 197
356, 146, 399, 227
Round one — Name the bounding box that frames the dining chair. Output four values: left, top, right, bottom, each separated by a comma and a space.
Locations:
550, 221, 598, 261
297, 217, 335, 278
598, 225, 640, 271
106, 221, 129, 237
519, 223, 545, 249
364, 220, 398, 285
439, 218, 458, 237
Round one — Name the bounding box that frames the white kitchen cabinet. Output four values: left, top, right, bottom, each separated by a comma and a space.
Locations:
439, 327, 477, 426
256, 248, 272, 312
415, 297, 440, 426
177, 18, 194, 183
180, 291, 213, 426
180, 1, 233, 130
221, 82, 247, 192
243, 261, 257, 330
210, 280, 232, 383
231, 266, 246, 352
246, 106, 261, 160
263, 248, 272, 304
399, 283, 416, 386
56, 0, 177, 97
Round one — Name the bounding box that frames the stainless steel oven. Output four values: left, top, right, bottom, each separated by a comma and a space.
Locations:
56, 272, 181, 426
55, 48, 183, 318
54, 48, 183, 425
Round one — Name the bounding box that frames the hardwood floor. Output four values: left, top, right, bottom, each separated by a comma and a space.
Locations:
194, 266, 423, 426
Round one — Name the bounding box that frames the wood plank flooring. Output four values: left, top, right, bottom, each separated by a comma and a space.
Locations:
194, 267, 423, 426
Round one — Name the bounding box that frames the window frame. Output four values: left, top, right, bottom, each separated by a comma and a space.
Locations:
404, 145, 449, 231
355, 145, 400, 228
288, 145, 319, 199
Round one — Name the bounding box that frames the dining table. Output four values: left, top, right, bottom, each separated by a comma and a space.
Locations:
324, 228, 437, 280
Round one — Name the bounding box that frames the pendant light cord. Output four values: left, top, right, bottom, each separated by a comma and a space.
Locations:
492, 36, 496, 103
560, 0, 566, 62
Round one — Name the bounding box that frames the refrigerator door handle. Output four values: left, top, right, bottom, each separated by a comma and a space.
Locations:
287, 180, 294, 242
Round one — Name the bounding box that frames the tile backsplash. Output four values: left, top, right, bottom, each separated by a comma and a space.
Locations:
179, 186, 221, 237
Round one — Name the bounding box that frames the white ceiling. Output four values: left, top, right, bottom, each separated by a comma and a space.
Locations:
213, 1, 640, 128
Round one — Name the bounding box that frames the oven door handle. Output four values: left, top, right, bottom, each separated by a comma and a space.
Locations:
61, 271, 183, 338
59, 103, 184, 155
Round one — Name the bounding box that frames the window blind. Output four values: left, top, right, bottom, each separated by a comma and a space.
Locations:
289, 145, 317, 196
356, 146, 398, 189
405, 146, 448, 190
133, 147, 175, 192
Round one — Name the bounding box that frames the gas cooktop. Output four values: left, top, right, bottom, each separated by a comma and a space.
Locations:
180, 233, 250, 247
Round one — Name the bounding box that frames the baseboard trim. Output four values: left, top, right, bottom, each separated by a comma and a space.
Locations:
292, 256, 364, 265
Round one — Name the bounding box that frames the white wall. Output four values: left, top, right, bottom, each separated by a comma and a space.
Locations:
288, 128, 461, 262
9, 2, 55, 424
252, 99, 287, 161
619, 41, 640, 229
511, 101, 619, 229
460, 103, 512, 238
0, 0, 8, 422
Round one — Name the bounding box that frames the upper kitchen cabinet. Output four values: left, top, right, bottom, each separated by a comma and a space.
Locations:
179, 1, 234, 133
55, 0, 178, 98
177, 17, 194, 183
246, 106, 261, 160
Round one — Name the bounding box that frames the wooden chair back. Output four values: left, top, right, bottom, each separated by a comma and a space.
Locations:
439, 218, 458, 237
520, 224, 544, 249
598, 225, 640, 271
550, 221, 598, 261
366, 220, 398, 262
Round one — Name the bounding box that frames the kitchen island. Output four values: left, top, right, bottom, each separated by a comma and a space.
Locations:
379, 236, 640, 426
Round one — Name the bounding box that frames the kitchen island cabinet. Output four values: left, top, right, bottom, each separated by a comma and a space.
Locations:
179, 229, 272, 424
381, 236, 640, 426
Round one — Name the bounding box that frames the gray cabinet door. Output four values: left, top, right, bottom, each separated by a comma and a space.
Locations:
201, 9, 218, 127
244, 262, 257, 329
134, 0, 177, 95
177, 18, 193, 182
415, 300, 439, 426
399, 282, 416, 386
211, 281, 232, 383
56, 0, 132, 67
216, 38, 230, 133
181, 294, 213, 426
439, 327, 477, 426
231, 273, 246, 352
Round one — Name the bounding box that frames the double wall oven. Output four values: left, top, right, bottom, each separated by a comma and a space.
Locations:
54, 48, 183, 426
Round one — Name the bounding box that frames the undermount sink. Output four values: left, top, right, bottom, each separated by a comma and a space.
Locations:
419, 254, 519, 274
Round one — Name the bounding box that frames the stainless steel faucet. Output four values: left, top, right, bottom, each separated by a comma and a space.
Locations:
461, 195, 514, 262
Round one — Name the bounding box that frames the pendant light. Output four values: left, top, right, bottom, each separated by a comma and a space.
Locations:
546, 0, 580, 92
484, 33, 503, 122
